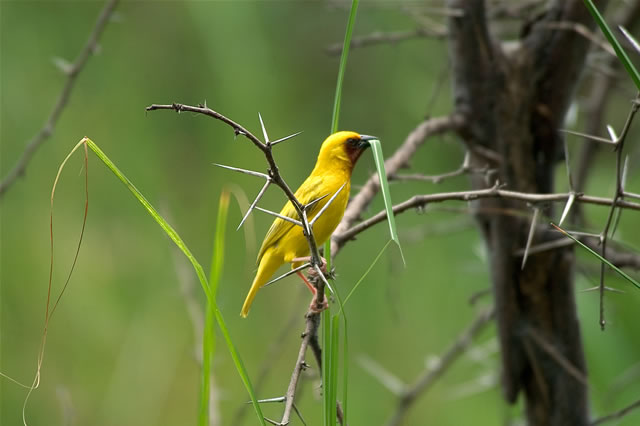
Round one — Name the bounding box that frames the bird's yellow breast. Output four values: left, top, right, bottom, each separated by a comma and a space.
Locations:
270, 171, 350, 267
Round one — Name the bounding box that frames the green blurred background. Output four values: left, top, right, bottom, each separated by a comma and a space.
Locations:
1, 1, 639, 425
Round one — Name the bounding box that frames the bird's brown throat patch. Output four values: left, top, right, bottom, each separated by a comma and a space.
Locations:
345, 145, 365, 168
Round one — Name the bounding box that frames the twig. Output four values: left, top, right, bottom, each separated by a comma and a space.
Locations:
390, 152, 495, 184
231, 288, 306, 425
0, 0, 120, 198
146, 104, 328, 283
543, 21, 616, 56
146, 104, 307, 224
326, 27, 447, 55
334, 185, 640, 249
597, 93, 640, 329
385, 308, 494, 426
281, 313, 321, 425
591, 398, 640, 425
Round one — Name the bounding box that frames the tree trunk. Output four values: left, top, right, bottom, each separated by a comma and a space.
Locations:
446, 1, 608, 424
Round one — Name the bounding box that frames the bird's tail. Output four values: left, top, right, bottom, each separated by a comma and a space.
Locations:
241, 255, 280, 318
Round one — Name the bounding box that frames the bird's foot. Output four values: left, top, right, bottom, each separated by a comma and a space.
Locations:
309, 293, 329, 314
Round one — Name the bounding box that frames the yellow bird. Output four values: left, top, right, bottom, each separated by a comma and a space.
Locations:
241, 131, 375, 317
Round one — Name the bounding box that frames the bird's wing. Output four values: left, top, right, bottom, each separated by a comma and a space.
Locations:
256, 175, 327, 264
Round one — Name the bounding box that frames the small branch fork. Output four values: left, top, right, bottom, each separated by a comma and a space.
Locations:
146, 102, 339, 424
0, 0, 120, 198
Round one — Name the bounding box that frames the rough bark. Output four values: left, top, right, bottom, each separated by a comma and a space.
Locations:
446, 1, 609, 424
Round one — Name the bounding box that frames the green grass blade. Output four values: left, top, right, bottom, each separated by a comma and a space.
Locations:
341, 323, 348, 424
329, 281, 348, 425
323, 2, 359, 423
82, 138, 265, 426
369, 139, 405, 264
330, 0, 359, 134
325, 0, 360, 271
210, 191, 230, 297
322, 311, 332, 425
584, 0, 640, 90
200, 305, 215, 426
199, 191, 231, 426
344, 240, 392, 306
551, 223, 640, 289
329, 315, 341, 426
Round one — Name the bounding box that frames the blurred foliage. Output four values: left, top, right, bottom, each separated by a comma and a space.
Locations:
1, 1, 639, 425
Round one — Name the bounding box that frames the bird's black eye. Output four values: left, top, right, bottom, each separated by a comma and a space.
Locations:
346, 137, 359, 146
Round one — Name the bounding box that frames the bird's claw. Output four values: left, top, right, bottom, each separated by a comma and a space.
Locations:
307, 257, 328, 276
309, 293, 329, 314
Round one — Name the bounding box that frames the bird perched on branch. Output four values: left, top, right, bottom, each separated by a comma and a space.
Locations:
241, 131, 375, 317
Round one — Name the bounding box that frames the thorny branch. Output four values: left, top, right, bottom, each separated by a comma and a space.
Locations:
0, 0, 120, 198
146, 103, 329, 310
280, 313, 321, 426
595, 93, 640, 329
333, 184, 640, 250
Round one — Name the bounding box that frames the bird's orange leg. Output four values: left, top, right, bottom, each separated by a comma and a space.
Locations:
295, 268, 329, 313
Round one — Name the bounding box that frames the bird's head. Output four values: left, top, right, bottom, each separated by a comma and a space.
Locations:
316, 131, 376, 172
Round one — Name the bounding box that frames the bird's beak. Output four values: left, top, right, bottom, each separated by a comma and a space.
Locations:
358, 134, 377, 149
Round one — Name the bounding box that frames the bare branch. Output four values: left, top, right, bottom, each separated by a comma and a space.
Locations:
147, 103, 329, 276
386, 308, 494, 426
326, 27, 447, 56
542, 21, 615, 56
334, 186, 640, 249
391, 152, 495, 184
591, 398, 640, 425
0, 0, 120, 198
148, 103, 265, 148
280, 313, 321, 425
